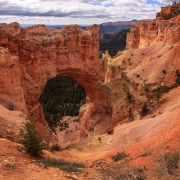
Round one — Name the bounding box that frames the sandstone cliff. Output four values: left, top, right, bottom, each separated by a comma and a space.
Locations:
0, 22, 112, 143
100, 15, 180, 132
126, 15, 180, 49
156, 3, 180, 20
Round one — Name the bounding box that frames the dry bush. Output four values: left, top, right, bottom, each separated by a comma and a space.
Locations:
150, 144, 180, 179
98, 162, 146, 180
111, 151, 128, 162
148, 133, 180, 179
98, 148, 146, 180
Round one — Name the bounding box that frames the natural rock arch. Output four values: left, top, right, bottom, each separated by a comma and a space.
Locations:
0, 22, 112, 143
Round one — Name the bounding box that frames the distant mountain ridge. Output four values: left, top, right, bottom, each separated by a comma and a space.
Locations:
20, 24, 87, 30
100, 19, 137, 26
20, 20, 136, 33
99, 20, 137, 33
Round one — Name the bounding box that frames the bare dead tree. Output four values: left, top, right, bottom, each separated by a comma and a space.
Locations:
98, 148, 145, 180
150, 133, 180, 179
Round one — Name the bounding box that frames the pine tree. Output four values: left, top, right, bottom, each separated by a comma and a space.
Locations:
39, 76, 86, 130
19, 116, 46, 156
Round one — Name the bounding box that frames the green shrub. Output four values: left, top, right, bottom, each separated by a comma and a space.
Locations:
140, 103, 149, 117
108, 131, 113, 135
154, 86, 170, 103
162, 69, 166, 74
128, 107, 134, 120
7, 101, 15, 111
123, 84, 133, 102
175, 69, 180, 86
176, 69, 180, 77
38, 158, 85, 172
136, 74, 140, 78
154, 88, 162, 103
176, 77, 180, 86
111, 152, 128, 162
157, 86, 170, 94
98, 137, 102, 143
19, 116, 46, 156
51, 144, 61, 152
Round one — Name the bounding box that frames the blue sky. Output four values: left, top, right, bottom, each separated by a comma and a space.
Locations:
147, 0, 165, 5
0, 0, 172, 25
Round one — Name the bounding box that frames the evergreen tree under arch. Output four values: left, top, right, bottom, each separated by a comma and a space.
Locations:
39, 76, 86, 131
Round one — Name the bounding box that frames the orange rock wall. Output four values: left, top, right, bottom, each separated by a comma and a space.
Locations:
156, 4, 180, 19
161, 6, 172, 16
0, 47, 27, 112
126, 15, 180, 49
0, 22, 112, 143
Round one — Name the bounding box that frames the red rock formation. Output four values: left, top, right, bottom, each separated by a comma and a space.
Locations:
0, 47, 27, 112
2, 12, 180, 145
0, 104, 25, 142
126, 15, 180, 49
0, 22, 112, 143
156, 3, 180, 20
100, 13, 180, 130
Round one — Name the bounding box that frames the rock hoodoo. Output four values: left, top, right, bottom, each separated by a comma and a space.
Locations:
0, 22, 112, 143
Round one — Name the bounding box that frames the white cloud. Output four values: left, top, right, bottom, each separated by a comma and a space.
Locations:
155, 0, 172, 3
0, 0, 171, 25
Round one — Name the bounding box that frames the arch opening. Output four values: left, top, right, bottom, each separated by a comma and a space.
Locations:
39, 76, 86, 132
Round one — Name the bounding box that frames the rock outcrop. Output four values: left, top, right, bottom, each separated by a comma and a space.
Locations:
0, 104, 25, 141
100, 14, 180, 131
126, 15, 180, 49
156, 3, 180, 20
0, 22, 112, 143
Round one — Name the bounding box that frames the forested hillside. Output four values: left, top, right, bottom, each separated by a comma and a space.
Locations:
39, 76, 86, 131
99, 29, 130, 57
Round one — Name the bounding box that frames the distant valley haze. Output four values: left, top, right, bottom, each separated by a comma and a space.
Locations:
0, 0, 173, 25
